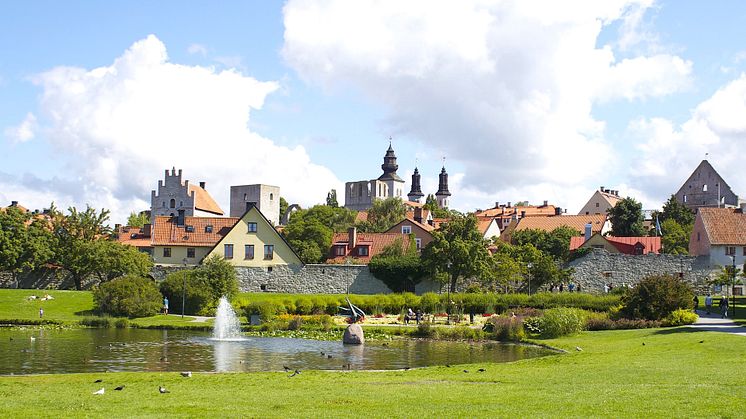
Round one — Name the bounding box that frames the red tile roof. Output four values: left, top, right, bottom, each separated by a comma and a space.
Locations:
115, 226, 152, 248
570, 235, 662, 254
404, 213, 435, 232
188, 184, 224, 215
515, 214, 607, 234
477, 216, 494, 235
326, 231, 410, 264
475, 204, 557, 218
355, 211, 369, 223
698, 207, 746, 245
151, 216, 237, 246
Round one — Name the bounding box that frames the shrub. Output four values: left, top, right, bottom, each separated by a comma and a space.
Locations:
288, 316, 303, 330
114, 318, 130, 329
244, 301, 280, 323
93, 275, 162, 318
522, 317, 543, 335
415, 321, 436, 338
662, 308, 698, 326
79, 317, 112, 327
159, 256, 238, 316
539, 307, 586, 338
486, 316, 526, 341
419, 293, 441, 313
621, 274, 694, 320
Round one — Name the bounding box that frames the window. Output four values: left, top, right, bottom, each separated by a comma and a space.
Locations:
185, 225, 194, 232
270, 193, 274, 200
224, 244, 234, 259
683, 194, 687, 203
592, 245, 604, 249
634, 244, 644, 255
697, 232, 700, 241
264, 245, 274, 260
585, 211, 589, 215
703, 184, 708, 192
401, 225, 412, 234
169, 199, 175, 208
726, 246, 736, 256
245, 244, 254, 260
334, 246, 345, 256
595, 202, 599, 207
415, 238, 422, 250
267, 266, 273, 273
357, 246, 369, 256
205, 225, 213, 233
187, 248, 195, 258
247, 222, 257, 233
163, 247, 171, 258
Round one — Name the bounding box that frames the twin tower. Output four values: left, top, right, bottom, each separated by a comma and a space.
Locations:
343, 142, 451, 211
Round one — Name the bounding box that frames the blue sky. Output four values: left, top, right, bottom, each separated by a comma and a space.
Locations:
3, 1, 746, 223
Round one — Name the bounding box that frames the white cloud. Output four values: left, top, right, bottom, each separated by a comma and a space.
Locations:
187, 43, 208, 56
4, 35, 340, 223
4, 112, 37, 143
629, 73, 746, 205
282, 0, 691, 211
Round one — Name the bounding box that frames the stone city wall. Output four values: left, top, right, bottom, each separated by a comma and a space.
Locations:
567, 249, 715, 293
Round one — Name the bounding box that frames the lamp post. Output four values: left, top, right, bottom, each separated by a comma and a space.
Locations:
526, 262, 533, 295
181, 258, 187, 319
732, 255, 737, 319
446, 261, 452, 325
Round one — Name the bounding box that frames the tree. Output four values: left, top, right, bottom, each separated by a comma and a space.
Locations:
90, 239, 153, 282
0, 207, 53, 284
423, 194, 450, 218
279, 197, 289, 223
659, 195, 695, 226
607, 197, 645, 237
126, 212, 149, 228
93, 275, 162, 318
159, 255, 238, 316
283, 205, 357, 263
368, 236, 426, 292
325, 189, 338, 207
621, 274, 694, 320
359, 197, 406, 232
511, 226, 579, 263
421, 214, 491, 292
660, 219, 691, 255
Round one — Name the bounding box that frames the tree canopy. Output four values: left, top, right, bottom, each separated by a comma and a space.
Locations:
421, 214, 491, 292
357, 197, 407, 232
607, 197, 645, 237
511, 226, 580, 263
326, 189, 338, 207
283, 205, 357, 263
0, 207, 53, 282
423, 194, 450, 218
368, 235, 426, 292
126, 212, 149, 228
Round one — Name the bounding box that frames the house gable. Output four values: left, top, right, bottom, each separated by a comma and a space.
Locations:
206, 204, 302, 267
675, 160, 738, 210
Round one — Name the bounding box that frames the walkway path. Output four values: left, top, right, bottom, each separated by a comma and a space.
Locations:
689, 312, 746, 336
190, 315, 212, 323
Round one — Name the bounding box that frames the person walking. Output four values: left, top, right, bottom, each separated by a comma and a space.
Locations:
693, 294, 699, 313
719, 296, 729, 318
705, 293, 713, 315
163, 297, 169, 315
39, 308, 44, 318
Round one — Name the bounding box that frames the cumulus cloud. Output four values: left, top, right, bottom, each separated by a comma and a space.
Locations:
4, 112, 37, 143
629, 73, 746, 205
282, 0, 691, 211
4, 35, 340, 223
187, 43, 208, 56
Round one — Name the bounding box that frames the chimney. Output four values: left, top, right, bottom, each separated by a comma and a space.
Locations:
348, 227, 357, 249
584, 223, 592, 241
600, 186, 605, 192
495, 201, 499, 208
114, 223, 121, 232
520, 210, 526, 218
199, 181, 206, 189
177, 209, 185, 227
414, 207, 423, 223
543, 200, 548, 207
507, 201, 512, 208
555, 207, 562, 216
11, 200, 18, 207
143, 223, 152, 237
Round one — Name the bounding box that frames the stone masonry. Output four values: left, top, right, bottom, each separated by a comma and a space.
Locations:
567, 249, 715, 293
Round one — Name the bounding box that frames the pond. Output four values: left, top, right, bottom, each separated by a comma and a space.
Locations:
0, 328, 554, 375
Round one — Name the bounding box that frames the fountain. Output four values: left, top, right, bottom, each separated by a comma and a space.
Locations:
212, 296, 243, 340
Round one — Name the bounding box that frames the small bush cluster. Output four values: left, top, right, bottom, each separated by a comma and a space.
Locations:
413, 322, 484, 340
93, 275, 162, 318
160, 256, 238, 316
254, 314, 334, 332
485, 316, 526, 341
584, 316, 661, 331
620, 274, 694, 321
662, 308, 698, 326
536, 307, 586, 338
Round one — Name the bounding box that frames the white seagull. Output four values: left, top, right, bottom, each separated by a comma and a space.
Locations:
180, 371, 192, 378
93, 388, 105, 395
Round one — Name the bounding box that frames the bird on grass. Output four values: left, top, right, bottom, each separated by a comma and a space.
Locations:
320, 351, 325, 356
575, 346, 583, 351
283, 365, 291, 372
445, 364, 451, 368
30, 336, 36, 342
699, 340, 704, 344
327, 354, 332, 359
463, 370, 469, 373
159, 386, 170, 394
478, 368, 486, 373
94, 379, 103, 383
403, 367, 410, 371
289, 370, 301, 377
114, 386, 125, 391
642, 342, 646, 346
93, 388, 105, 395
180, 371, 192, 378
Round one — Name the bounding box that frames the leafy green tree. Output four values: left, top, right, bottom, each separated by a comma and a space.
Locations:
283, 205, 357, 263
489, 241, 569, 293
279, 197, 289, 223
421, 214, 491, 292
368, 236, 426, 292
325, 189, 338, 207
659, 194, 695, 226
90, 239, 153, 282
93, 275, 162, 317
660, 219, 691, 255
159, 255, 238, 316
621, 274, 694, 320
423, 194, 450, 218
126, 212, 149, 228
607, 197, 645, 237
511, 226, 579, 263
358, 197, 406, 232
0, 207, 53, 284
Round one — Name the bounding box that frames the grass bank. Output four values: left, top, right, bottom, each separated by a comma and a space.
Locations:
0, 327, 744, 417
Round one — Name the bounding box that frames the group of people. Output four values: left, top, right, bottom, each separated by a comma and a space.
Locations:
700, 293, 730, 318
403, 308, 422, 325
548, 282, 580, 293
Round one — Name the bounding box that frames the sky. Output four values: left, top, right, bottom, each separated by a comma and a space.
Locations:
3, 0, 746, 224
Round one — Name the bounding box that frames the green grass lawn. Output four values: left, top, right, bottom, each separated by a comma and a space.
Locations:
0, 289, 201, 328
0, 327, 744, 417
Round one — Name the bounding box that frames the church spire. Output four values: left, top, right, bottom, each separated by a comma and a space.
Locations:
377, 138, 403, 182
408, 167, 424, 202
435, 164, 451, 209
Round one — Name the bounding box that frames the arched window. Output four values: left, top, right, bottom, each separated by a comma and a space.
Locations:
169, 199, 175, 208
270, 193, 274, 200
703, 184, 708, 192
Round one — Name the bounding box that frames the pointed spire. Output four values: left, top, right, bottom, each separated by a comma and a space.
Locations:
436, 165, 451, 197
408, 167, 424, 202
378, 138, 403, 182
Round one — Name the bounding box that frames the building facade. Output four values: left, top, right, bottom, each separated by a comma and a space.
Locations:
150, 168, 224, 224
229, 184, 280, 226
675, 160, 738, 211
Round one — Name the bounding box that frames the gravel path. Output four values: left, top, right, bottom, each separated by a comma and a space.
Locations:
688, 312, 746, 336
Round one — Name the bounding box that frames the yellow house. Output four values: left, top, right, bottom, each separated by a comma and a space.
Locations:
151, 215, 238, 266
205, 204, 302, 267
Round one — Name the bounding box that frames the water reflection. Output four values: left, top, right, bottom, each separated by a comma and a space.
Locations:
0, 328, 554, 375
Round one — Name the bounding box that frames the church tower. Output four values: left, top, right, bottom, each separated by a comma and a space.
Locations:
435, 166, 451, 209
407, 167, 424, 202
376, 141, 405, 200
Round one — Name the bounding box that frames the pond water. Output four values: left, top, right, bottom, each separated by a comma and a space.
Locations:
0, 328, 554, 375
